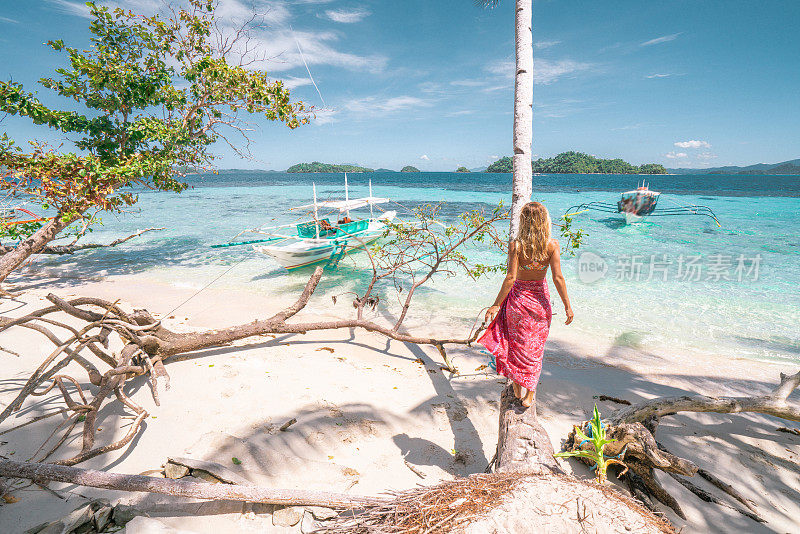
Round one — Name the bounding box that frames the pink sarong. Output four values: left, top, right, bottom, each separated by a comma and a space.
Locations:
478, 279, 552, 391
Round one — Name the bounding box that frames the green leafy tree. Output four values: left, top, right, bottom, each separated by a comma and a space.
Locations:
0, 0, 308, 282
287, 162, 374, 173
486, 156, 513, 173
639, 163, 667, 174
532, 152, 665, 174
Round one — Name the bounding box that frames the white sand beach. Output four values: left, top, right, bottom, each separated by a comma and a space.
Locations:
1, 271, 798, 533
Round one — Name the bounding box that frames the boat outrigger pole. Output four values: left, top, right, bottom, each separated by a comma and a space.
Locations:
313, 182, 320, 239
563, 200, 721, 227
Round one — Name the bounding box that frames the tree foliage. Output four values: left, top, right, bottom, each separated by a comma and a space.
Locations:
0, 0, 309, 242
485, 153, 667, 175
532, 152, 666, 174
455, 166, 470, 173
400, 165, 420, 173
286, 161, 374, 173
486, 156, 513, 173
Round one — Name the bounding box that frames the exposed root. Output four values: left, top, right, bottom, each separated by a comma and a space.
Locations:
316, 472, 522, 534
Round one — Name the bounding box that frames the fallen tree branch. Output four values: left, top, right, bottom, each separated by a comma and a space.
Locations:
0, 459, 384, 508
611, 371, 800, 426
0, 227, 164, 256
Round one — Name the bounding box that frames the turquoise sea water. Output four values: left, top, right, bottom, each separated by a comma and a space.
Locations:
27, 172, 800, 364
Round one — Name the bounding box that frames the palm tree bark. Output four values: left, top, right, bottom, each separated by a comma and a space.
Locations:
509, 0, 534, 238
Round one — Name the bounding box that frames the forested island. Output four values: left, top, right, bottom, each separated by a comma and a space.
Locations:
400, 165, 420, 172
486, 152, 667, 174
287, 162, 374, 173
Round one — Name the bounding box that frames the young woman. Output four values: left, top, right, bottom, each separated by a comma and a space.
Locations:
478, 202, 573, 408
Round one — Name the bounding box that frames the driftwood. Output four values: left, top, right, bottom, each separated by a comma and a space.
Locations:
0, 227, 164, 256
0, 459, 383, 509
561, 371, 799, 522
0, 460, 673, 534
493, 383, 559, 474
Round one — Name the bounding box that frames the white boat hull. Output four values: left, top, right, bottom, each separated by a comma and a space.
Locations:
254, 216, 392, 270
623, 211, 645, 224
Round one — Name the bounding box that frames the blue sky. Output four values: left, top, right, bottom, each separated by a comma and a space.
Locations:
1, 0, 798, 171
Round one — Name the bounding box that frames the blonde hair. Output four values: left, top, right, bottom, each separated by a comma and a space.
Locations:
515, 202, 552, 263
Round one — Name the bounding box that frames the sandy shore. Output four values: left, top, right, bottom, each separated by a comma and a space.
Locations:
1, 272, 798, 533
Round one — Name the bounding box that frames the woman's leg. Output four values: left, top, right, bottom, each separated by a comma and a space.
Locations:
512, 381, 522, 399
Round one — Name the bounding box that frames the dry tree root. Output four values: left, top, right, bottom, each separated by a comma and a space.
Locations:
0, 267, 483, 467
561, 371, 800, 523
316, 472, 522, 534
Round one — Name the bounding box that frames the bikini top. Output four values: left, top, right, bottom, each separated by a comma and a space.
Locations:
517, 242, 551, 271
519, 259, 548, 271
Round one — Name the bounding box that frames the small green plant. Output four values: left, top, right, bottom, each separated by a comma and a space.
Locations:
231, 457, 242, 465
554, 404, 626, 483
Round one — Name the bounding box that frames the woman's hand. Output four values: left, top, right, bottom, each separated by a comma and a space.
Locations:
485, 305, 501, 324
564, 306, 574, 325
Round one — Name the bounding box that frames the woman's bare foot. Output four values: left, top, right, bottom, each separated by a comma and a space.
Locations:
521, 391, 535, 407
512, 382, 522, 399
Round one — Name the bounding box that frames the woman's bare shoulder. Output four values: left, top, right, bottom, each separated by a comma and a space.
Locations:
548, 239, 559, 253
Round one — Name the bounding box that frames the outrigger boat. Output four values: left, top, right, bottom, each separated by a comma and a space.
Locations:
214, 176, 396, 271
564, 182, 720, 226
617, 184, 660, 224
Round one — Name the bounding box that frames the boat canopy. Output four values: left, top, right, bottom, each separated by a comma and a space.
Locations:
292, 196, 390, 213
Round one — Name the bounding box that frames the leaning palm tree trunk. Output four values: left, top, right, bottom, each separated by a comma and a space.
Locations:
509, 0, 534, 238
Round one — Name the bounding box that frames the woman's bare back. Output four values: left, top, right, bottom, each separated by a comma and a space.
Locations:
516, 239, 556, 281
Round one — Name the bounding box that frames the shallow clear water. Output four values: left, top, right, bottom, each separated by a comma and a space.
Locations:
29, 172, 800, 364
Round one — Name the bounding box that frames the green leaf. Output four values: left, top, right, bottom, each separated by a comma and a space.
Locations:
231, 457, 242, 465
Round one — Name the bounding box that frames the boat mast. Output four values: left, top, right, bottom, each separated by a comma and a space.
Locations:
344, 173, 350, 220
369, 178, 374, 219
313, 182, 319, 239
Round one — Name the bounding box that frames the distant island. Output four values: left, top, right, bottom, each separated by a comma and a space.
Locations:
281, 156, 799, 175
669, 158, 800, 175
287, 162, 374, 173
487, 153, 666, 174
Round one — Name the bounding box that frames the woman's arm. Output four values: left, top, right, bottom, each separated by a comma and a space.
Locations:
549, 240, 574, 325
485, 241, 519, 323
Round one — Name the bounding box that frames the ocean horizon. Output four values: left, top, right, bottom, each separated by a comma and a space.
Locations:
25, 171, 800, 366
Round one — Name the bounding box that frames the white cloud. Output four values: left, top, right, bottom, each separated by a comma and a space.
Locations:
419, 154, 430, 161
674, 140, 711, 149
446, 110, 476, 117
282, 76, 312, 89
324, 8, 370, 23
450, 80, 486, 87
344, 95, 432, 116
697, 152, 718, 160
664, 151, 688, 159
646, 73, 672, 79
534, 40, 561, 50
311, 107, 338, 125
486, 58, 592, 85
0, 16, 19, 23
47, 1, 384, 73
641, 33, 682, 46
